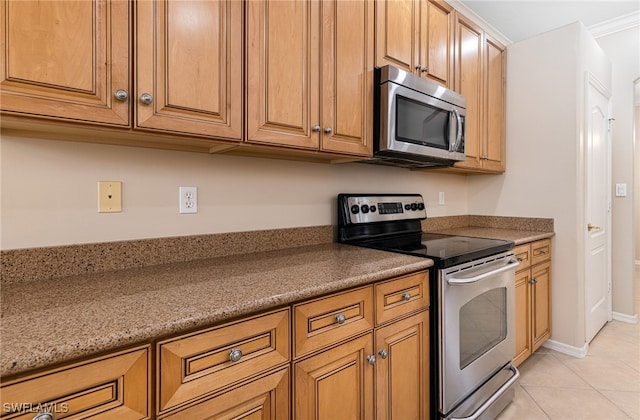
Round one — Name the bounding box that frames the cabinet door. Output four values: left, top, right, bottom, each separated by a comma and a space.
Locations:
320, 0, 374, 156
246, 0, 319, 149
136, 0, 242, 140
513, 269, 532, 367
452, 13, 483, 170
375, 311, 429, 420
422, 0, 453, 87
163, 367, 289, 420
294, 334, 374, 420
531, 261, 551, 351
0, 0, 130, 125
482, 34, 506, 172
375, 0, 420, 75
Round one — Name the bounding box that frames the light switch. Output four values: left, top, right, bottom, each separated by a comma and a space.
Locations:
615, 183, 627, 197
98, 181, 122, 212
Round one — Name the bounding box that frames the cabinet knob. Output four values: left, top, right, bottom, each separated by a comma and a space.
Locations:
312, 125, 321, 132
139, 93, 154, 105
378, 349, 388, 359
517, 257, 524, 262
114, 89, 129, 102
402, 292, 411, 301
415, 65, 422, 71
324, 127, 333, 134
529, 278, 538, 284
32, 413, 54, 420
229, 348, 243, 362
421, 66, 429, 73
366, 355, 376, 365
335, 313, 346, 324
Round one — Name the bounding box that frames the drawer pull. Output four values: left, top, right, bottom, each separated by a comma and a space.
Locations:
378, 349, 388, 359
538, 249, 548, 255
33, 414, 54, 420
402, 292, 412, 301
366, 355, 376, 365
335, 314, 347, 324
517, 257, 524, 262
229, 348, 243, 363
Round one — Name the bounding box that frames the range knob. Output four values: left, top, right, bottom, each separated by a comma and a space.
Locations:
410, 203, 418, 211
350, 205, 360, 214
361, 205, 370, 214
370, 205, 377, 212
417, 202, 425, 210
405, 204, 411, 211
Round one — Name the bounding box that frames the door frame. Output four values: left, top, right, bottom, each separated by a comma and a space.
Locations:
583, 71, 613, 344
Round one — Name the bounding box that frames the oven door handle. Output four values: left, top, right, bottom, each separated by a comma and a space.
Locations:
447, 260, 519, 285
449, 365, 520, 420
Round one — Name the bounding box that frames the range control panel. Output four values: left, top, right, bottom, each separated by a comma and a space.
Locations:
339, 194, 426, 224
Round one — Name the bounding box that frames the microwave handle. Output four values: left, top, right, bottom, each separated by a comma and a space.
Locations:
449, 109, 463, 152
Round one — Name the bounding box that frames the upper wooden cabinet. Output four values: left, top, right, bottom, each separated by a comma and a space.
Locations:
452, 13, 506, 173
0, 0, 130, 125
135, 0, 243, 140
375, 0, 454, 87
247, 0, 374, 156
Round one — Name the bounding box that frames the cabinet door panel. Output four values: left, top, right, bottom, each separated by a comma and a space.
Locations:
136, 0, 242, 139
294, 334, 374, 420
532, 261, 551, 351
246, 0, 319, 149
483, 34, 505, 172
425, 0, 453, 87
453, 14, 482, 170
375, 311, 429, 420
321, 0, 373, 156
0, 0, 130, 125
514, 269, 531, 367
375, 0, 419, 73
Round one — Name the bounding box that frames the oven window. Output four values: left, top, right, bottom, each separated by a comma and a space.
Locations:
396, 95, 449, 149
459, 287, 507, 369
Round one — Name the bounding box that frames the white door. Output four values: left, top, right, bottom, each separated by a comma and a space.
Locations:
585, 73, 612, 343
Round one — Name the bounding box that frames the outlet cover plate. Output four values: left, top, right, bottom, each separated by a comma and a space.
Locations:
179, 186, 198, 214
98, 181, 122, 213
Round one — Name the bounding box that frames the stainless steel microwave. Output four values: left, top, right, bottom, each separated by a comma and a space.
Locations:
368, 65, 466, 168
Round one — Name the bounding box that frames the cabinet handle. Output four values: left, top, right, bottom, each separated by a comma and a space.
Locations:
312, 125, 321, 132
402, 292, 411, 301
32, 414, 54, 420
324, 127, 333, 134
229, 348, 243, 362
335, 313, 346, 324
517, 257, 524, 262
114, 89, 129, 102
139, 93, 153, 105
529, 278, 538, 284
378, 349, 388, 359
421, 66, 429, 73
366, 355, 376, 365
415, 65, 422, 71
539, 249, 548, 255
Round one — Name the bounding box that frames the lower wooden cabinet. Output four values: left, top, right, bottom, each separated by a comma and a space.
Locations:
161, 367, 289, 420
514, 240, 552, 367
0, 346, 150, 419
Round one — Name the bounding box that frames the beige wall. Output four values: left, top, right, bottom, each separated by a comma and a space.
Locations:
596, 26, 640, 318
0, 135, 469, 250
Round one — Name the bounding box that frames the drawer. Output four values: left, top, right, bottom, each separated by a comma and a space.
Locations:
531, 239, 551, 265
375, 271, 429, 325
513, 243, 532, 271
1, 345, 150, 420
157, 308, 289, 413
293, 286, 374, 358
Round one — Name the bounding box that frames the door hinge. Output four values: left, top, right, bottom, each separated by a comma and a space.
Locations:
608, 117, 615, 132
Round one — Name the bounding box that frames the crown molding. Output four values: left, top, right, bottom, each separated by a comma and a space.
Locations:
447, 0, 513, 45
589, 10, 640, 38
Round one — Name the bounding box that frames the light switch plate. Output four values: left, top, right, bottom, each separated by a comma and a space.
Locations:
98, 181, 122, 212
615, 183, 627, 197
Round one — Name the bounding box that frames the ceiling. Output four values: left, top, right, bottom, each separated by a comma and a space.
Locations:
457, 0, 640, 43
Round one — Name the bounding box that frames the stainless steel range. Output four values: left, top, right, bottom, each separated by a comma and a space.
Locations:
338, 193, 520, 419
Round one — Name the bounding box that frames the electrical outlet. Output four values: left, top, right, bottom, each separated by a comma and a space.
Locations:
179, 187, 198, 214
438, 191, 445, 205
98, 181, 122, 213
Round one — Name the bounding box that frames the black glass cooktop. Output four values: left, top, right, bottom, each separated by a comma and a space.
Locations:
356, 232, 514, 268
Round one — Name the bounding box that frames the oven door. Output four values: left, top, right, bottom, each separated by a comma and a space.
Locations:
439, 253, 519, 416
379, 80, 466, 162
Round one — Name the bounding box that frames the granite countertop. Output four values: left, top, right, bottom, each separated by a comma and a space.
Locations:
0, 243, 432, 378
428, 227, 555, 245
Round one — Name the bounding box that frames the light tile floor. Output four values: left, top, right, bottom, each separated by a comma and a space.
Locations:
497, 267, 640, 419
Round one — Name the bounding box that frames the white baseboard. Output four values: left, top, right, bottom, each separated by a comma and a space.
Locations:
542, 340, 588, 358
612, 312, 639, 324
